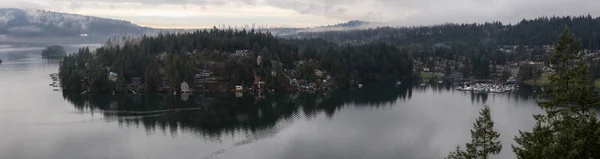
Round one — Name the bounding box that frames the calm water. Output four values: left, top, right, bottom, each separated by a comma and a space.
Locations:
0, 44, 543, 159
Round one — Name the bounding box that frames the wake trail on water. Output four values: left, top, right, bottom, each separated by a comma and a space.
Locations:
31, 108, 203, 126
97, 107, 204, 114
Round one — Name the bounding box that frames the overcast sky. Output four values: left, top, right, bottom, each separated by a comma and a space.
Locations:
1, 0, 600, 28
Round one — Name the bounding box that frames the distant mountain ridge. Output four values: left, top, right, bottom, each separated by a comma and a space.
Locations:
264, 20, 373, 35
0, 8, 149, 37
326, 20, 371, 28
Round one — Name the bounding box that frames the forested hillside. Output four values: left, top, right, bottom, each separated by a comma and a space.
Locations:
293, 15, 600, 49
58, 28, 413, 93
289, 15, 600, 80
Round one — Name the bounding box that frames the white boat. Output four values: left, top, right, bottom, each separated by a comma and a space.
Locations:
358, 84, 364, 88
396, 81, 402, 85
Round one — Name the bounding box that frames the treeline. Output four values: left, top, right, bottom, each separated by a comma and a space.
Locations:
58, 28, 413, 93
295, 15, 600, 49
293, 15, 600, 79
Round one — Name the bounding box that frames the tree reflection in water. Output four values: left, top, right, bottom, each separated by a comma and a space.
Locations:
62, 81, 539, 144
62, 81, 415, 140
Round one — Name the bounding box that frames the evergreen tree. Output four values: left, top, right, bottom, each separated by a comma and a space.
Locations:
447, 105, 502, 159
512, 27, 600, 158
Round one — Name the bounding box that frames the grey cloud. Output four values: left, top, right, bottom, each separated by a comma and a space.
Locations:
4, 0, 600, 26
260, 0, 600, 25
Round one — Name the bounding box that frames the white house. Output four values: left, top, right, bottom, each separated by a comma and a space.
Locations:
108, 72, 118, 81
181, 82, 190, 93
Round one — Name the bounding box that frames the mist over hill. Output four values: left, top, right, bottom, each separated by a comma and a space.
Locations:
0, 8, 373, 44
264, 20, 373, 35
0, 8, 150, 38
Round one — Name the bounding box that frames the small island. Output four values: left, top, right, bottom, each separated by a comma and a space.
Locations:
41, 45, 67, 59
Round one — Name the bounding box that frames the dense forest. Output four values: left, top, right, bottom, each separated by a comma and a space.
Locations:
294, 15, 600, 49
291, 15, 600, 80
58, 28, 413, 93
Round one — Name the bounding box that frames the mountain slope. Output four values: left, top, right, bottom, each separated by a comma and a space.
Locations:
0, 8, 149, 37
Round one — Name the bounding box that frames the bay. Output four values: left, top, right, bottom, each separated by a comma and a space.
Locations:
0, 44, 543, 159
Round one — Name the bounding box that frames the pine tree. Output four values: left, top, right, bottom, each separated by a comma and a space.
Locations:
446, 105, 502, 159
447, 146, 469, 159
512, 27, 600, 158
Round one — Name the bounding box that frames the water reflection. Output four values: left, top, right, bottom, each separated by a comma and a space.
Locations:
61, 81, 540, 144
62, 83, 414, 139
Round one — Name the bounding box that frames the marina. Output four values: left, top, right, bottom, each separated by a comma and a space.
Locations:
456, 81, 518, 93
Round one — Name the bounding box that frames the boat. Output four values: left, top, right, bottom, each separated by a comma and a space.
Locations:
464, 86, 472, 91
396, 81, 402, 85
420, 83, 426, 86
438, 80, 443, 84
358, 84, 364, 88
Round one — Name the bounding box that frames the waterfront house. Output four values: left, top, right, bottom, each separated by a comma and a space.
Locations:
181, 82, 190, 93
256, 56, 262, 66
314, 69, 323, 77
108, 72, 118, 81
290, 79, 298, 86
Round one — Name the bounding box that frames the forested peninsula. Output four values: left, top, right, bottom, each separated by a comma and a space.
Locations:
59, 15, 600, 94
58, 28, 413, 93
